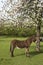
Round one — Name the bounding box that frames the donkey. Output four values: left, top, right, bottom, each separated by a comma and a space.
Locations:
10, 35, 36, 57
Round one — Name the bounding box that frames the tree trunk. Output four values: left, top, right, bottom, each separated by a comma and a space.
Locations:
36, 25, 40, 52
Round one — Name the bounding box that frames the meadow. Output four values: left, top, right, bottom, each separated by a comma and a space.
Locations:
0, 36, 43, 65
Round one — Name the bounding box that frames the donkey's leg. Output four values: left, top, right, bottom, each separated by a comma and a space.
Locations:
10, 45, 14, 57
25, 48, 30, 57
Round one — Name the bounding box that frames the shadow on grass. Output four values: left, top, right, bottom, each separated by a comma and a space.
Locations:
30, 50, 43, 57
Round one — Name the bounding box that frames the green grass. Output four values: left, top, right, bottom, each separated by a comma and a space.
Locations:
0, 36, 43, 65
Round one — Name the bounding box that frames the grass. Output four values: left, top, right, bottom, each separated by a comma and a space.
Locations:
0, 36, 43, 65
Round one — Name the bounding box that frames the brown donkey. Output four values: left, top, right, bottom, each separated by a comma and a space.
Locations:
10, 35, 36, 57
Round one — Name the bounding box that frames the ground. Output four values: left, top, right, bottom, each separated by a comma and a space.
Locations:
0, 36, 43, 65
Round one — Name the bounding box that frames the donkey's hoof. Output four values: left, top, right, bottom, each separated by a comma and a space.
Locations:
11, 55, 14, 57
